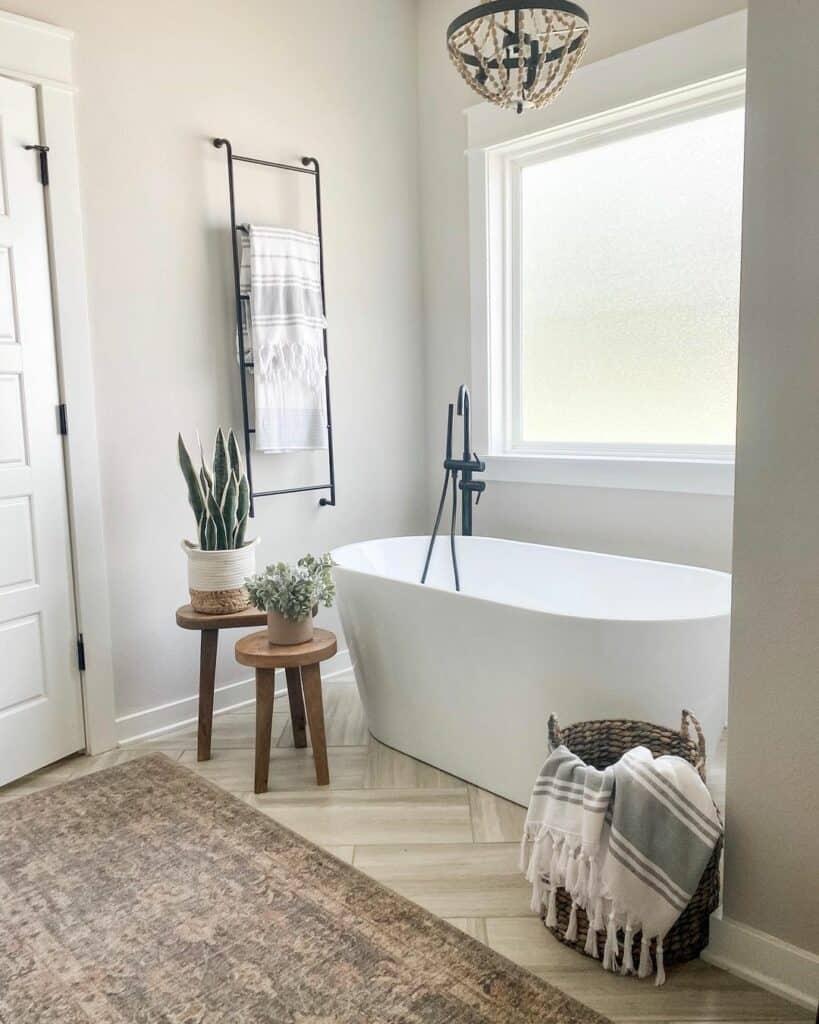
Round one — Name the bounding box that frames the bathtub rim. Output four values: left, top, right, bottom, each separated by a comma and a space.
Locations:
331, 534, 731, 627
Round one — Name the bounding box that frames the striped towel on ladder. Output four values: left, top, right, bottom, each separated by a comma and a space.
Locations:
238, 225, 327, 453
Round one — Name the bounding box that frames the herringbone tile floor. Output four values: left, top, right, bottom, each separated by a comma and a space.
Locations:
0, 680, 807, 1023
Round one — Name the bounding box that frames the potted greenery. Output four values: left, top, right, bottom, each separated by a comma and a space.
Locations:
246, 554, 336, 645
178, 427, 259, 614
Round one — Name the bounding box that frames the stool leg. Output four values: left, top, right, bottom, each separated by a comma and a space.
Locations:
285, 667, 307, 748
301, 662, 329, 786
255, 668, 276, 794
197, 629, 218, 762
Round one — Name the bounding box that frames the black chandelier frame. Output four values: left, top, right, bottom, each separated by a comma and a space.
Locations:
447, 1, 590, 75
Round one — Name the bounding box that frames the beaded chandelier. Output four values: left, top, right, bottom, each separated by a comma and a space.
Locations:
447, 1, 590, 113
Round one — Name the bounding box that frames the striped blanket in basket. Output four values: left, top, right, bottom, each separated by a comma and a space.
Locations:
521, 744, 721, 984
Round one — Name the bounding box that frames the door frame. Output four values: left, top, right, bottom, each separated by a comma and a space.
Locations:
0, 11, 116, 754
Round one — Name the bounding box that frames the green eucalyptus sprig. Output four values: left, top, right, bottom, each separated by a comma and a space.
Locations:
245, 554, 336, 621
178, 428, 250, 551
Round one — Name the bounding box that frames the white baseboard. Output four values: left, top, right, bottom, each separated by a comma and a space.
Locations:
116, 649, 353, 745
704, 911, 819, 1012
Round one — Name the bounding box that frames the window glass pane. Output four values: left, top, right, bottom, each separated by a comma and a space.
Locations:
520, 106, 744, 447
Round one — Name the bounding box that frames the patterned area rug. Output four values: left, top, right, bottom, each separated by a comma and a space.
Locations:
0, 755, 610, 1023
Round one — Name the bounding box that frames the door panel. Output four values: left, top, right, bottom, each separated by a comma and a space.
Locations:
0, 76, 84, 785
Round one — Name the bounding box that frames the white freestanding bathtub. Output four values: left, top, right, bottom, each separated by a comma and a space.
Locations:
332, 536, 731, 805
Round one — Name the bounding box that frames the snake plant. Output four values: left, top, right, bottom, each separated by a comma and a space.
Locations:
178, 428, 250, 550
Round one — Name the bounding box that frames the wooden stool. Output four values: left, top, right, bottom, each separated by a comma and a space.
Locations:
235, 628, 337, 794
176, 604, 267, 762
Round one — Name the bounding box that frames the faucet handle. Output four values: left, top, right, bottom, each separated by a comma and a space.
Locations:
472, 452, 486, 472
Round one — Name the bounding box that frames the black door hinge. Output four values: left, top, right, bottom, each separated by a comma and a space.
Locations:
77, 634, 86, 672
57, 403, 68, 435
24, 144, 50, 186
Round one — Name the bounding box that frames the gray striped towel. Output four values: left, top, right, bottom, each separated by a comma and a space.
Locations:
599, 746, 722, 982
522, 744, 721, 984
520, 746, 614, 954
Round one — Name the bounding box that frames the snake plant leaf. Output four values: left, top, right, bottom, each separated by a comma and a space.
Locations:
213, 428, 229, 507
221, 473, 238, 548
204, 514, 217, 551
206, 487, 228, 550
178, 434, 205, 527
227, 429, 243, 480
199, 466, 211, 502
235, 512, 248, 549
236, 475, 250, 534
198, 432, 213, 495
198, 512, 207, 550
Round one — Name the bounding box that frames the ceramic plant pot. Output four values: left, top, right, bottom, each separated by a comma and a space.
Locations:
267, 610, 314, 646
182, 538, 259, 614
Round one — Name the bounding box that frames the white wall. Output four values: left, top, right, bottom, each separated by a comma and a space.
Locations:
416, 0, 745, 571
6, 0, 426, 726
721, 0, 819, 959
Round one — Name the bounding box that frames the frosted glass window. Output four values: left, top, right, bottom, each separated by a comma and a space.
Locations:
520, 106, 744, 447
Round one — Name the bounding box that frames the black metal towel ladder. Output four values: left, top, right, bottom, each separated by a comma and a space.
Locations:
213, 137, 336, 517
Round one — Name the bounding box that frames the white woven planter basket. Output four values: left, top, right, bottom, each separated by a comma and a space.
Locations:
182, 538, 259, 614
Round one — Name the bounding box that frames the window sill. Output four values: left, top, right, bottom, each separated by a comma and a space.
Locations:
483, 453, 734, 496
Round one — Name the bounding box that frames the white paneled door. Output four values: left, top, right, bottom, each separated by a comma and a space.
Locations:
0, 77, 84, 785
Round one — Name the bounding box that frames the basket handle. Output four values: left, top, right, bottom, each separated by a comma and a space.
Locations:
547, 713, 562, 751
681, 709, 707, 781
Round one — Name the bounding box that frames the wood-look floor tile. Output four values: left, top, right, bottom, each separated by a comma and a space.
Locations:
353, 843, 533, 918
279, 682, 368, 748
364, 738, 465, 790
468, 784, 527, 842
531, 959, 811, 1022
178, 746, 368, 793
445, 918, 488, 944
323, 845, 355, 864
131, 711, 289, 751
245, 789, 472, 846
485, 916, 599, 974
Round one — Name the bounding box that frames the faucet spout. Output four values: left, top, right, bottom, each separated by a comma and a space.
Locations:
457, 385, 471, 458
455, 384, 485, 537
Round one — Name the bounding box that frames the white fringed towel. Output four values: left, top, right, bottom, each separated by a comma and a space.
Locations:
520, 745, 614, 955
522, 743, 722, 985
600, 746, 722, 983
238, 225, 327, 453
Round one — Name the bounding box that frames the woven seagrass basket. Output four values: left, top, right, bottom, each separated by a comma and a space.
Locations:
543, 709, 723, 969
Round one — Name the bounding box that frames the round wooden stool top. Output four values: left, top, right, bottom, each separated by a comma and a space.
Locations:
235, 628, 337, 669
176, 604, 266, 631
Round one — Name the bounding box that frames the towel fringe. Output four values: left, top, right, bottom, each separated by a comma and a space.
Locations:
584, 922, 599, 958
565, 901, 579, 942
575, 855, 589, 900
519, 834, 529, 873
545, 884, 558, 928
621, 924, 635, 975
637, 935, 652, 979
592, 897, 605, 934
565, 850, 579, 892
655, 940, 666, 986
602, 913, 619, 972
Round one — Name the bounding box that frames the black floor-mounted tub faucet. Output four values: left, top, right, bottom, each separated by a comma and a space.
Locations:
421, 385, 487, 591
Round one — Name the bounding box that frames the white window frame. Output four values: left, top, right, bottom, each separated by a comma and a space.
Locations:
467, 12, 747, 495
